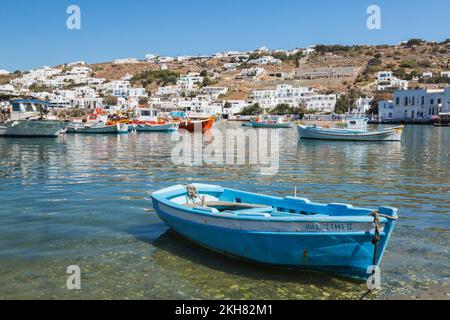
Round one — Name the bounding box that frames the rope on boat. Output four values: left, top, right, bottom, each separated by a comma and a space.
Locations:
185, 184, 200, 204
360, 210, 398, 300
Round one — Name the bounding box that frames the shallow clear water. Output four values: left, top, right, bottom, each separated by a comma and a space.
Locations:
0, 122, 449, 300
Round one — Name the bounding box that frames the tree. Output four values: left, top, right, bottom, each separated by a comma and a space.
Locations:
334, 89, 361, 114
239, 103, 263, 116
405, 38, 424, 47
138, 97, 149, 106
269, 104, 291, 115
104, 95, 118, 106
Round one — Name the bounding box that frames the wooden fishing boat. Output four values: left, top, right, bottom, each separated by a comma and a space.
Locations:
66, 122, 129, 134
136, 122, 179, 132
243, 116, 293, 128
151, 184, 398, 280
178, 118, 214, 133
298, 117, 404, 141
434, 113, 450, 127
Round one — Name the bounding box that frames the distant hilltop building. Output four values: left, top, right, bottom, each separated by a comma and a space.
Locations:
0, 69, 11, 75
114, 58, 139, 64
378, 87, 450, 122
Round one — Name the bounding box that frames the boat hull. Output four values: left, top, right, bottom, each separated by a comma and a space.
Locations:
179, 118, 214, 133
298, 125, 403, 141
151, 184, 397, 280
0, 120, 63, 137
66, 123, 128, 134
136, 123, 179, 132
245, 122, 293, 129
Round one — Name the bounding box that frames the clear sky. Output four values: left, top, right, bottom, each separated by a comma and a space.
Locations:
1, 0, 449, 71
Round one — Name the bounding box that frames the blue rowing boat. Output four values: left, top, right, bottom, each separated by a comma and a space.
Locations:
151, 184, 398, 280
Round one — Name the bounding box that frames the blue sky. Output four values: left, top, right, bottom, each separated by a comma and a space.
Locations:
0, 0, 449, 71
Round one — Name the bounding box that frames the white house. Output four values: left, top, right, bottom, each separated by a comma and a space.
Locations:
0, 69, 11, 75
201, 86, 228, 99
303, 46, 316, 55
378, 87, 450, 121
249, 56, 282, 66
222, 100, 249, 116
377, 71, 408, 91
0, 84, 17, 95
145, 54, 158, 61
157, 85, 177, 96
352, 97, 374, 114
114, 58, 139, 64
177, 73, 204, 92
224, 63, 241, 70
238, 67, 265, 79
127, 88, 147, 98
176, 96, 222, 116
422, 72, 433, 78
441, 71, 450, 78
251, 84, 337, 113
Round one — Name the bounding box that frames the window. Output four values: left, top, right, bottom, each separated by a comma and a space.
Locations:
12, 103, 21, 112
431, 99, 434, 105
404, 97, 408, 106
25, 103, 34, 112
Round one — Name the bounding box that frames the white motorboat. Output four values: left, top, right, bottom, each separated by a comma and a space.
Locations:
0, 100, 63, 137
298, 117, 404, 142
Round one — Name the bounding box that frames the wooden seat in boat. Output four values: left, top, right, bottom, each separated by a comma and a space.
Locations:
184, 201, 269, 211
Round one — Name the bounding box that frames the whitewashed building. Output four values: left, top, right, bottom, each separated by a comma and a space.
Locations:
238, 67, 265, 79
224, 63, 241, 70
201, 87, 228, 99
114, 58, 139, 64
378, 87, 450, 121
178, 73, 204, 92
441, 71, 450, 78
376, 71, 408, 91
352, 97, 374, 114
251, 84, 336, 113
249, 56, 282, 66
222, 100, 249, 116
0, 84, 17, 95
157, 85, 177, 96
145, 54, 158, 61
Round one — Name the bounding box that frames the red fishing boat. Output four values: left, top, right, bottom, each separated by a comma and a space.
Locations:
178, 117, 214, 133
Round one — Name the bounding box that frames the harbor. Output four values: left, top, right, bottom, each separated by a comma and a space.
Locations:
0, 122, 448, 299
0, 0, 449, 303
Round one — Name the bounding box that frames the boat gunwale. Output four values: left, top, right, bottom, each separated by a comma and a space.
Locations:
298, 125, 403, 137
151, 184, 397, 224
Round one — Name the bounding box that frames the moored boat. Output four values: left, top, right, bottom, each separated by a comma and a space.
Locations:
151, 184, 398, 280
0, 99, 63, 137
298, 117, 404, 141
243, 116, 293, 128
179, 118, 214, 133
136, 122, 179, 132
66, 122, 129, 134
434, 113, 450, 127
